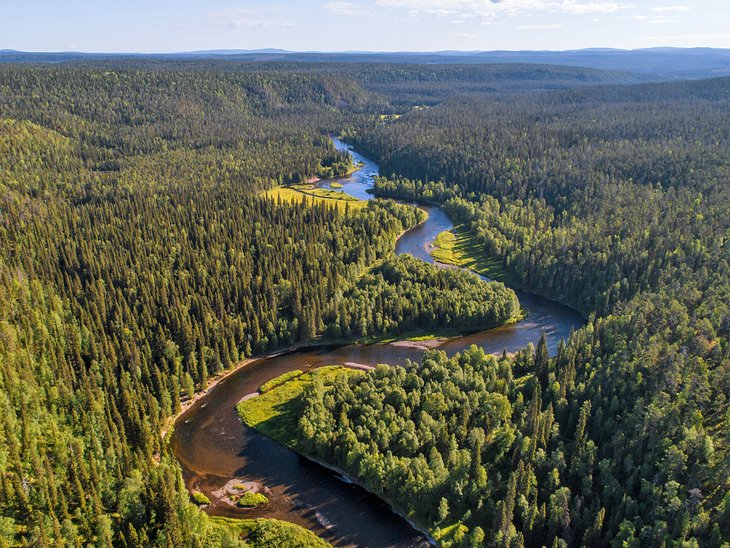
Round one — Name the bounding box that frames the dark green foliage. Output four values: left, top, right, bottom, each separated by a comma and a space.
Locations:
309, 75, 730, 545
325, 254, 520, 339
1, 58, 728, 547
0, 65, 408, 546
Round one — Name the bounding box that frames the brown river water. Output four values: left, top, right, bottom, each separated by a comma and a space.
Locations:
170, 139, 584, 547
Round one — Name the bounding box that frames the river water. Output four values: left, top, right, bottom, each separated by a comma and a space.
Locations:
170, 138, 584, 547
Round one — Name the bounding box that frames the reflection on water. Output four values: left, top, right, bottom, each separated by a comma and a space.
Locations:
171, 140, 584, 547
315, 137, 379, 202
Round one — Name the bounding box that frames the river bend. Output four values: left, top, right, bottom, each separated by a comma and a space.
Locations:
170, 139, 583, 547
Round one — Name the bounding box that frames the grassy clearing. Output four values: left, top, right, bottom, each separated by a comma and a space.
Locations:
237, 366, 362, 446
434, 521, 470, 547
259, 370, 303, 393
264, 184, 366, 212
431, 226, 522, 288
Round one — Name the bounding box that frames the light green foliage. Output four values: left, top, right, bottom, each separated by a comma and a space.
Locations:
204, 516, 331, 547
238, 366, 362, 446
192, 491, 211, 506
246, 518, 331, 547
259, 370, 304, 393
298, 346, 517, 536
0, 517, 16, 547
237, 492, 268, 508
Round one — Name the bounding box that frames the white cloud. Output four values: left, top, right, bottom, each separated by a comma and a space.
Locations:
516, 23, 563, 29
206, 9, 272, 30
200, 9, 297, 31
374, 0, 633, 22
651, 5, 690, 12
449, 32, 477, 38
322, 1, 373, 15
650, 17, 679, 24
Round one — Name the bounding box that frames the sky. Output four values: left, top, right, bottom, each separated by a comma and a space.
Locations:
2, 0, 729, 53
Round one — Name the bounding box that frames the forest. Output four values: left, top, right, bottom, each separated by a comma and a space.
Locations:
0, 59, 728, 547
324, 254, 521, 340
0, 65, 409, 545
299, 76, 730, 544
0, 63, 529, 546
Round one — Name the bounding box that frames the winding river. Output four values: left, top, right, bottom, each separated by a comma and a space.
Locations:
170, 139, 584, 547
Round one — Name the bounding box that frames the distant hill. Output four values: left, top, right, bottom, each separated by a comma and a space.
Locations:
1, 47, 729, 81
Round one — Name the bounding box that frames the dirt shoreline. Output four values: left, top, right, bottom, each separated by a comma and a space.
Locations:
390, 338, 447, 350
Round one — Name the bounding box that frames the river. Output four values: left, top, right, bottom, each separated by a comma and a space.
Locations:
170, 138, 584, 547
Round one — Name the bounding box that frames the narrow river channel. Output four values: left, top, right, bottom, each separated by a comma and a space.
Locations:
170, 138, 584, 547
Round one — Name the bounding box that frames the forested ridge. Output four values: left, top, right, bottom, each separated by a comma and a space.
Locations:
295, 76, 730, 545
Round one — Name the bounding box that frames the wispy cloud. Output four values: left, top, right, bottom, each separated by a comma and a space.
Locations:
374, 0, 633, 22
651, 5, 690, 12
449, 32, 477, 39
322, 1, 375, 16
559, 0, 630, 14
198, 9, 293, 31
517, 23, 563, 29
650, 17, 679, 24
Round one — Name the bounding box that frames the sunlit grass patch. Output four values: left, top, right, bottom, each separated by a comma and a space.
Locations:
237, 366, 362, 446
431, 226, 521, 288
264, 184, 367, 212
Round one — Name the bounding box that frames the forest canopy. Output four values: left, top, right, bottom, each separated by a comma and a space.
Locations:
0, 61, 727, 547
307, 75, 730, 545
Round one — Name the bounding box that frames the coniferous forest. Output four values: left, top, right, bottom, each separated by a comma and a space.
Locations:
0, 58, 728, 547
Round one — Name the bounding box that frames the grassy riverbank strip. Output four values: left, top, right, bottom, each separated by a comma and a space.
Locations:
264, 183, 367, 212
237, 366, 363, 446
236, 368, 438, 546
430, 225, 523, 289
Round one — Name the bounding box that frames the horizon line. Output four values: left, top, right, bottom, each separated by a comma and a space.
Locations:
3, 46, 730, 56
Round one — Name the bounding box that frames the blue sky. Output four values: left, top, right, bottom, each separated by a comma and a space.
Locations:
2, 0, 729, 52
